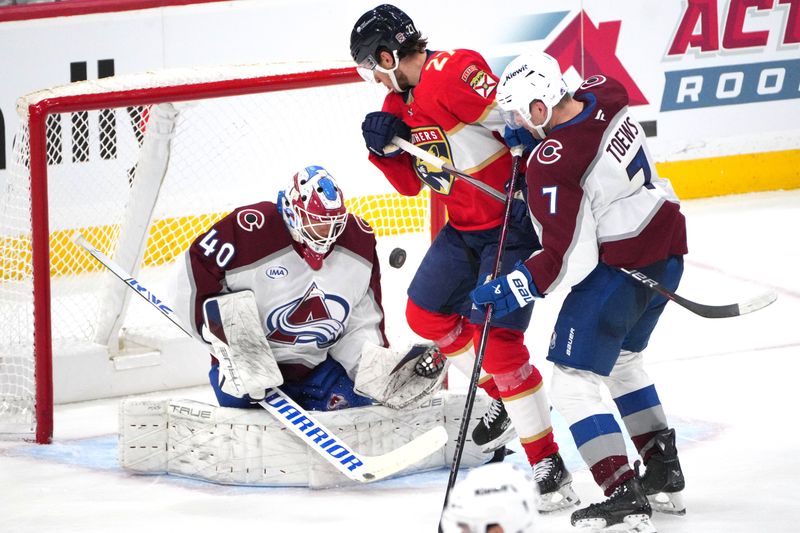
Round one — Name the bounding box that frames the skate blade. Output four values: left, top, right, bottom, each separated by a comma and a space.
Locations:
648, 491, 686, 515
573, 514, 656, 532
537, 483, 580, 513
478, 426, 517, 453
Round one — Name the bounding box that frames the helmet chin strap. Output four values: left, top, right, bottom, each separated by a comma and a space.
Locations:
386, 70, 403, 93
375, 50, 404, 93
522, 104, 553, 139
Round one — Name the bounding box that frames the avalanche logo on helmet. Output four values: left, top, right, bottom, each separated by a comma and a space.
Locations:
410, 127, 455, 195
266, 282, 349, 348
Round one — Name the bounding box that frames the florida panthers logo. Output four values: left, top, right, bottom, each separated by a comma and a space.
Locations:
266, 283, 349, 348
410, 127, 455, 195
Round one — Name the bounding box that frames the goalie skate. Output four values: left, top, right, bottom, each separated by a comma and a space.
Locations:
533, 452, 580, 512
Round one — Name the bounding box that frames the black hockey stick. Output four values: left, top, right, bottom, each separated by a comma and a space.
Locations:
438, 147, 524, 528
620, 268, 777, 318
393, 141, 777, 320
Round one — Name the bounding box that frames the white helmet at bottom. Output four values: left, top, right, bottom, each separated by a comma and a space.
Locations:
496, 52, 568, 139
441, 462, 538, 533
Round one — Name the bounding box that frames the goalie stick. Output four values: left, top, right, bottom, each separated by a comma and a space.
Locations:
71, 233, 447, 483
392, 139, 777, 319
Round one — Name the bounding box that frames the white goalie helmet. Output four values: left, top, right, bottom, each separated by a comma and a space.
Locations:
496, 52, 568, 139
441, 463, 538, 533
278, 165, 348, 270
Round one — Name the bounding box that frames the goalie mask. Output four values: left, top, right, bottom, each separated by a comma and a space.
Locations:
496, 52, 568, 139
278, 166, 347, 270
441, 463, 538, 533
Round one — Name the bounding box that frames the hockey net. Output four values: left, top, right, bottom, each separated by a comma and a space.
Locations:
0, 62, 444, 443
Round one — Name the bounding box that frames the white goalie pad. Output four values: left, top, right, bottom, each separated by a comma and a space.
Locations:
354, 341, 448, 409
119, 391, 495, 489
203, 291, 282, 398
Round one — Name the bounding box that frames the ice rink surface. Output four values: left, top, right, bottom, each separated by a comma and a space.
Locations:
1, 189, 798, 533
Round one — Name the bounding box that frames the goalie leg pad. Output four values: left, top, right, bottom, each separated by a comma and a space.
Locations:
119, 392, 495, 488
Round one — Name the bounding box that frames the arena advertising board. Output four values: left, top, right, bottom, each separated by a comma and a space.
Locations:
0, 0, 798, 195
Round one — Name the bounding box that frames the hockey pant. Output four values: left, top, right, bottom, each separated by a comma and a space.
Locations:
407, 299, 557, 464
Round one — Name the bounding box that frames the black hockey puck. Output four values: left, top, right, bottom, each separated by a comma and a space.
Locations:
389, 247, 407, 268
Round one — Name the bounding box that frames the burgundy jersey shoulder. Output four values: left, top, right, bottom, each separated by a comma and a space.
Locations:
190, 201, 292, 271
531, 75, 631, 186
333, 213, 378, 264
573, 75, 629, 115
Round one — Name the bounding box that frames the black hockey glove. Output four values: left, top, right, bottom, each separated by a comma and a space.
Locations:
361, 111, 411, 157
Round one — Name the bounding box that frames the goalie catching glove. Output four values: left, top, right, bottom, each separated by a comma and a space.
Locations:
470, 261, 541, 318
203, 291, 283, 401
355, 341, 448, 409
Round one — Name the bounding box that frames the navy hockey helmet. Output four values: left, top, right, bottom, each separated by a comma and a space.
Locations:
350, 4, 419, 71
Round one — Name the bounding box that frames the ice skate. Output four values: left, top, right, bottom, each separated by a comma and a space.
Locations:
472, 398, 516, 453
571, 477, 656, 532
533, 452, 580, 512
638, 428, 686, 515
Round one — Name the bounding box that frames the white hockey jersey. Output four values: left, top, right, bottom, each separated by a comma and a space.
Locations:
523, 75, 688, 294
173, 201, 387, 380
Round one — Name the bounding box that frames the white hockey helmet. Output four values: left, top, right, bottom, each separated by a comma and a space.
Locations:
496, 52, 568, 139
441, 463, 538, 533
278, 165, 348, 270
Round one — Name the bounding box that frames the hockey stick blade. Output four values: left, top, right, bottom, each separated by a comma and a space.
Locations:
72, 232, 448, 483
258, 391, 448, 483
620, 268, 778, 319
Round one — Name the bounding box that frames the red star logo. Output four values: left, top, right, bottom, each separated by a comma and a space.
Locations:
546, 11, 648, 106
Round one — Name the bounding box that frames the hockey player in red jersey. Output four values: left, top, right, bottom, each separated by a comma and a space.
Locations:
472, 52, 688, 531
173, 165, 444, 414
350, 4, 577, 511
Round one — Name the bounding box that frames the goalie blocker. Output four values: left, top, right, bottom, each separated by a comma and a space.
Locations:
120, 391, 497, 488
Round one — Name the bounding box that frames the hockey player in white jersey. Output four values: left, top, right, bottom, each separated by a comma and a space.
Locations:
471, 53, 688, 531
173, 165, 444, 412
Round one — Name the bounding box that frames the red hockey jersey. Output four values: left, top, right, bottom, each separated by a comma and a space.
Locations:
368, 49, 512, 231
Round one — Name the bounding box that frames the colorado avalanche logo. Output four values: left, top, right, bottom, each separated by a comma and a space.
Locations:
410, 127, 455, 195
580, 75, 607, 90
535, 139, 563, 165
266, 283, 349, 348
236, 208, 265, 232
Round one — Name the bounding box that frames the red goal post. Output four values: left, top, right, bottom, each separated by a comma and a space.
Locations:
0, 62, 446, 444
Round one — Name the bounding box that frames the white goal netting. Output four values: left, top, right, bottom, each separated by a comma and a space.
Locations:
0, 63, 438, 442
